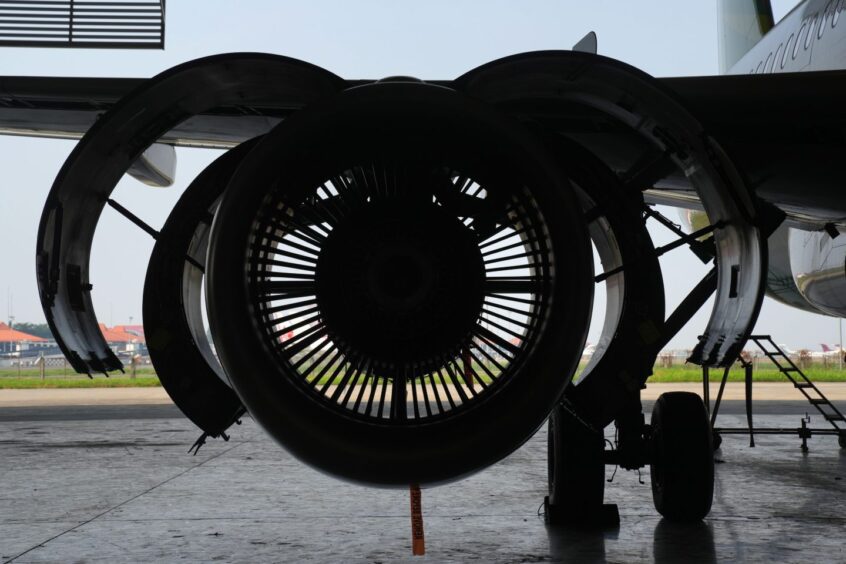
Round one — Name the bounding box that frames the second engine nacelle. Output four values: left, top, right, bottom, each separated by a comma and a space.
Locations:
789, 226, 846, 318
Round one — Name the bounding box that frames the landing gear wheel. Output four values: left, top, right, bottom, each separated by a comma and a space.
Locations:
650, 392, 714, 522
545, 404, 618, 527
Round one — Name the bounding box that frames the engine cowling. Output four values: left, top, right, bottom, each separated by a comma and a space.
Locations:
206, 81, 595, 486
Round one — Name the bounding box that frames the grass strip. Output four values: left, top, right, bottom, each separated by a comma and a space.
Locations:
1, 365, 845, 389
0, 376, 161, 388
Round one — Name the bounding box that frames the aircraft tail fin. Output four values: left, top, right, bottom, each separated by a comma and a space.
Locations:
718, 0, 775, 73
822, 344, 832, 352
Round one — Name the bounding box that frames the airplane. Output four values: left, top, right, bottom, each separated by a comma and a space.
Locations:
778, 343, 798, 356
753, 342, 841, 360
812, 343, 843, 359
0, 0, 844, 531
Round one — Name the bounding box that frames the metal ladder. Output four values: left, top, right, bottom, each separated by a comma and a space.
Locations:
749, 335, 846, 433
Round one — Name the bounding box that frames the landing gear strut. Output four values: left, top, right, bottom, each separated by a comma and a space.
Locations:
546, 391, 714, 526
544, 403, 619, 528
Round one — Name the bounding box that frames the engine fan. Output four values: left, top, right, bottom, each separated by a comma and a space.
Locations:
206, 81, 595, 486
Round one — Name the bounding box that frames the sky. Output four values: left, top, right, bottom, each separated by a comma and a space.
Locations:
0, 0, 841, 351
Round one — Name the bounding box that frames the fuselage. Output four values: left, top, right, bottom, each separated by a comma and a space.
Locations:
729, 0, 846, 75
726, 0, 846, 319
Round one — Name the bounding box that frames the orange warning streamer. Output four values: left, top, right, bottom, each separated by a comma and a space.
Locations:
410, 484, 425, 556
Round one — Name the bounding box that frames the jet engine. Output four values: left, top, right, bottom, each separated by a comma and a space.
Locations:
35, 51, 767, 489
206, 81, 594, 485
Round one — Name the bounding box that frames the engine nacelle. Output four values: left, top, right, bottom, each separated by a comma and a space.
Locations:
682, 213, 820, 315
683, 211, 846, 318
205, 81, 595, 486
789, 226, 846, 317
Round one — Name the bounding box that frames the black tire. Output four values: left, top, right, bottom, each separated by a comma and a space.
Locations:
838, 431, 846, 449
650, 392, 714, 522
548, 404, 605, 511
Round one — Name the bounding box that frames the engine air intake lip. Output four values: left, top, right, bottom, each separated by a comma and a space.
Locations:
207, 81, 593, 485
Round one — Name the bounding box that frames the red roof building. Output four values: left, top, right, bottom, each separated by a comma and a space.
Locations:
112, 325, 145, 343
0, 322, 46, 343
0, 322, 48, 355
99, 324, 143, 344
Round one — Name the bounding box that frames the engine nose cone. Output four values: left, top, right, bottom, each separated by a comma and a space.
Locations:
315, 198, 485, 366
370, 249, 429, 305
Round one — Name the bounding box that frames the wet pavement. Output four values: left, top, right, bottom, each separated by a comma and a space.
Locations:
1, 404, 844, 563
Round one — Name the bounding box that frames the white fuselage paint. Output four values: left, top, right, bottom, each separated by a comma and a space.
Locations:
729, 0, 846, 74
728, 0, 846, 318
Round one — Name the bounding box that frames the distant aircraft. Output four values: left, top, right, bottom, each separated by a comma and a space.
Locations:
778, 344, 797, 356
772, 343, 843, 359
0, 0, 843, 528
816, 344, 843, 359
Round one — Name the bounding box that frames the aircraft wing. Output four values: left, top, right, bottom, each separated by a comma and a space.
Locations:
0, 76, 287, 149
655, 71, 846, 226
1, 70, 844, 224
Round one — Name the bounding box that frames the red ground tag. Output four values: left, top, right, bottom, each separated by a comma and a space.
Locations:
410, 484, 425, 556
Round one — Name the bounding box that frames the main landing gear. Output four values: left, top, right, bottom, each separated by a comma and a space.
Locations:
545, 391, 714, 526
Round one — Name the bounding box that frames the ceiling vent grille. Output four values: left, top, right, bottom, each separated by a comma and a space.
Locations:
0, 0, 165, 49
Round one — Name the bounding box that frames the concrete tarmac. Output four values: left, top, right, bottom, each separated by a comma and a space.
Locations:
1, 389, 845, 562
4, 382, 846, 407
